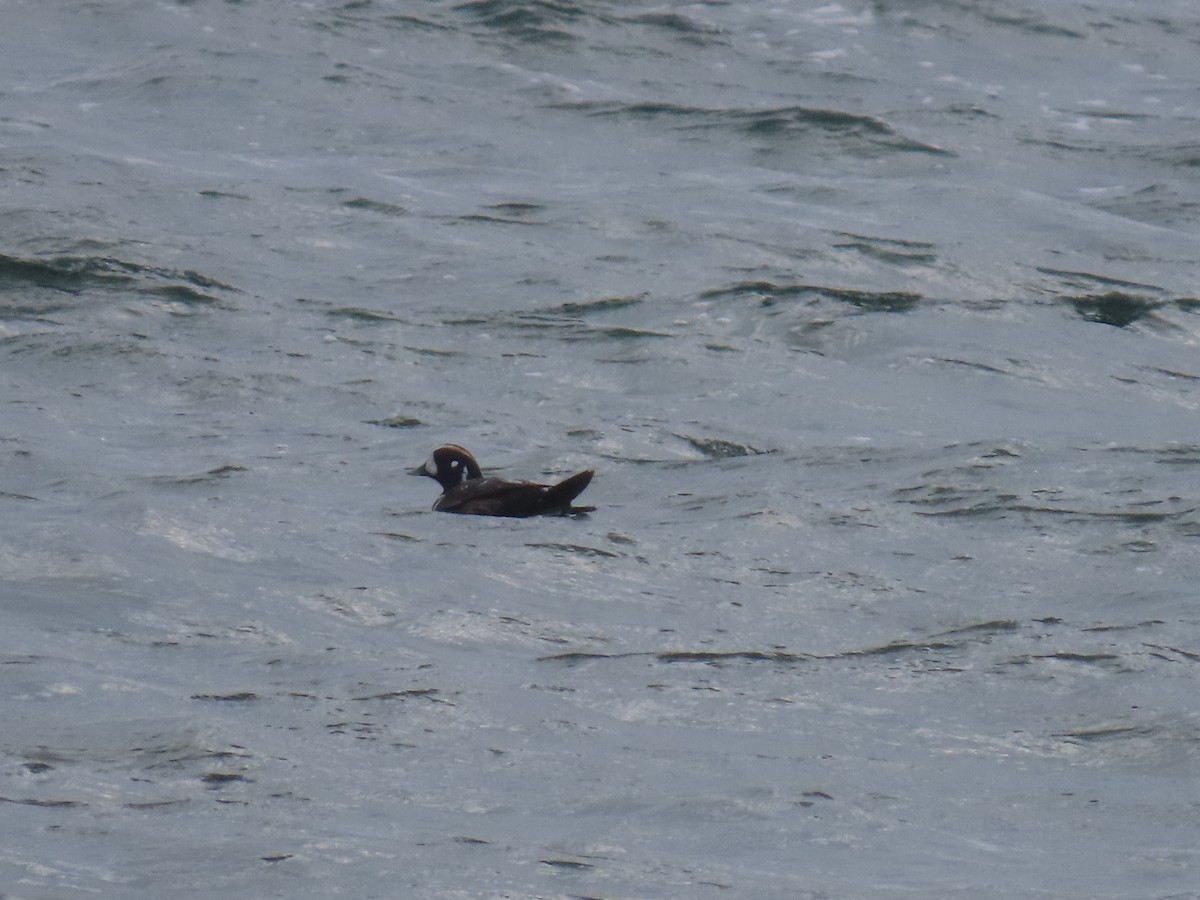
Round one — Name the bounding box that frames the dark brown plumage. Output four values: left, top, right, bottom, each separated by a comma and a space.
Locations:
410, 444, 595, 517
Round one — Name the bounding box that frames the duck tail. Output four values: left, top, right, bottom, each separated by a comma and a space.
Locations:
547, 469, 593, 505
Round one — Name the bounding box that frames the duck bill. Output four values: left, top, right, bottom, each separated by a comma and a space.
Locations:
408, 463, 429, 477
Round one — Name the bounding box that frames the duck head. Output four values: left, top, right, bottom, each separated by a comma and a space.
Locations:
409, 444, 484, 492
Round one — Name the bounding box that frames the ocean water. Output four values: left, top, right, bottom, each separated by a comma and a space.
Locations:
2, 1, 1199, 897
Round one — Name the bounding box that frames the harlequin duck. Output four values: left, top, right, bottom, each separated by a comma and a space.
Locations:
410, 444, 595, 517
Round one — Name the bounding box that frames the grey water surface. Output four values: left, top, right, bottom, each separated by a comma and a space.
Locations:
2, 1, 1199, 897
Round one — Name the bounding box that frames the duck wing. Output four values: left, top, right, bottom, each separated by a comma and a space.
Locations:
434, 471, 594, 517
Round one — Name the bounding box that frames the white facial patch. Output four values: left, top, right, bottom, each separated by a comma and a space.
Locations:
423, 452, 437, 475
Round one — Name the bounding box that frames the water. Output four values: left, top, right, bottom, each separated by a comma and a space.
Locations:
2, 1, 1199, 897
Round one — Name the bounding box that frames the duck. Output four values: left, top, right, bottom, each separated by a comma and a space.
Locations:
410, 444, 595, 517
